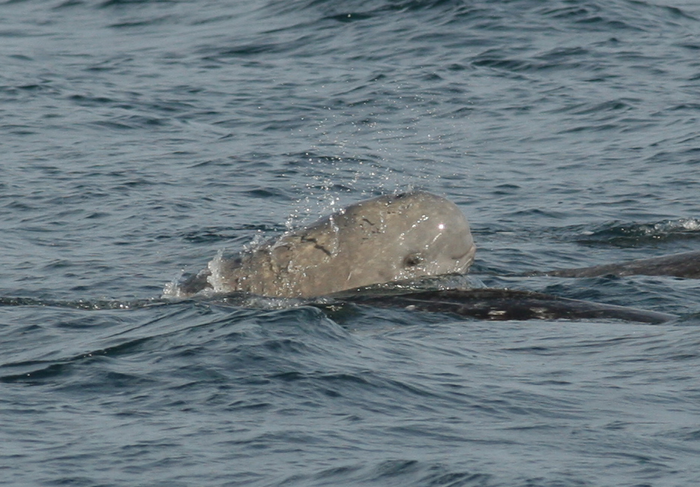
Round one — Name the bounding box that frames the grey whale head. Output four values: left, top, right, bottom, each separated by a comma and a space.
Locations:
173, 191, 476, 299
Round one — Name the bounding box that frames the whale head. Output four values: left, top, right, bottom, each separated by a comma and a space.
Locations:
221, 191, 476, 298
175, 191, 476, 299
321, 191, 476, 291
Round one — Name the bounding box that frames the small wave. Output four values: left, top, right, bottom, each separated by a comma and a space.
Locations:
283, 457, 491, 487
0, 296, 167, 310
575, 218, 700, 247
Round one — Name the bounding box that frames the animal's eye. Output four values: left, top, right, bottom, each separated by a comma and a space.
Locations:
404, 253, 423, 267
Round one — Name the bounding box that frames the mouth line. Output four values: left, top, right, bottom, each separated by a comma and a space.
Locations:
453, 244, 477, 262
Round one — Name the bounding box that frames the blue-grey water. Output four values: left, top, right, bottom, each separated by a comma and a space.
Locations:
2, 0, 700, 485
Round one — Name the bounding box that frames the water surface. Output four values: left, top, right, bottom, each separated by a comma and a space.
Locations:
2, 1, 700, 485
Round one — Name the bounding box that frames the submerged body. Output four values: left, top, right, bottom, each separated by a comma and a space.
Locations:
176, 191, 476, 298
332, 289, 675, 325
543, 250, 700, 279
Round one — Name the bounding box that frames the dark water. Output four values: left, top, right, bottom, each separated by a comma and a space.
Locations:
2, 0, 700, 485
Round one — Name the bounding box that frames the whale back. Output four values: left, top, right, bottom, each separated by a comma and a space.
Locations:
543, 250, 700, 279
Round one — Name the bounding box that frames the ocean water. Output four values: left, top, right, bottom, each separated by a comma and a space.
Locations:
2, 0, 700, 485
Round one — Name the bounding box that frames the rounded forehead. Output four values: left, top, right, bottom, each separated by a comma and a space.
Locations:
345, 192, 473, 248
349, 191, 466, 221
